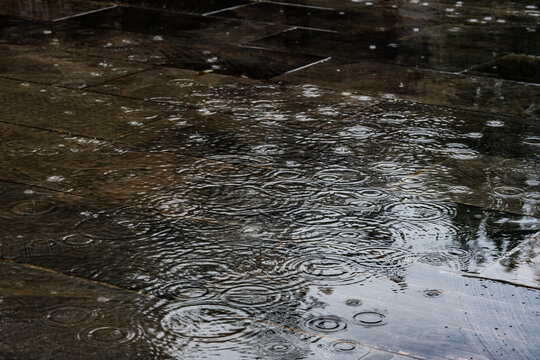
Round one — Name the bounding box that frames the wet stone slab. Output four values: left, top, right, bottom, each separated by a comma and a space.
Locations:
0, 43, 150, 88
466, 53, 540, 84
215, 1, 440, 33
93, 0, 250, 15
249, 27, 495, 72
0, 77, 186, 138
0, 0, 114, 21
64, 6, 291, 45
275, 59, 540, 116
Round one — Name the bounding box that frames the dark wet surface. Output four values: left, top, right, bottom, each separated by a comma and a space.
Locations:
0, 0, 539, 359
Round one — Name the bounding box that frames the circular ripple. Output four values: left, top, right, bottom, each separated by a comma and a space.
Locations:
45, 306, 99, 327
154, 284, 213, 301
353, 311, 387, 327
149, 195, 199, 217
354, 247, 413, 270
78, 325, 141, 346
201, 185, 298, 216
62, 234, 96, 247
423, 289, 443, 298
310, 190, 379, 211
305, 316, 347, 333
252, 144, 284, 155
523, 136, 540, 146
385, 201, 456, 221
313, 167, 370, 185
406, 130, 437, 144
372, 162, 404, 174
522, 192, 540, 203
9, 200, 55, 216
417, 248, 471, 270
493, 186, 524, 198
161, 304, 251, 341
286, 208, 345, 226
330, 340, 357, 352
339, 125, 376, 138
221, 285, 282, 308
356, 188, 390, 200
263, 179, 316, 200
29, 238, 60, 249
169, 261, 231, 282
281, 255, 368, 286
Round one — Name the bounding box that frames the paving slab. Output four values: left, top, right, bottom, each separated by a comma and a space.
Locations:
214, 1, 440, 33
0, 77, 184, 138
274, 59, 540, 116
93, 0, 251, 15
0, 0, 114, 21
0, 43, 149, 88
64, 5, 292, 45
249, 27, 495, 72
465, 53, 540, 84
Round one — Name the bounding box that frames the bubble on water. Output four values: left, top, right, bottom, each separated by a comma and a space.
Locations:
305, 316, 347, 333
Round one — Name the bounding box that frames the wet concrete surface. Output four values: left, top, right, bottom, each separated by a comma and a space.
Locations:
0, 0, 539, 359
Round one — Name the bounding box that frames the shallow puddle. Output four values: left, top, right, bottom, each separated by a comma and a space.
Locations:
0, 0, 539, 358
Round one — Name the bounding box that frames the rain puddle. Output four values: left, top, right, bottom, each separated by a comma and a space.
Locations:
0, 0, 539, 359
